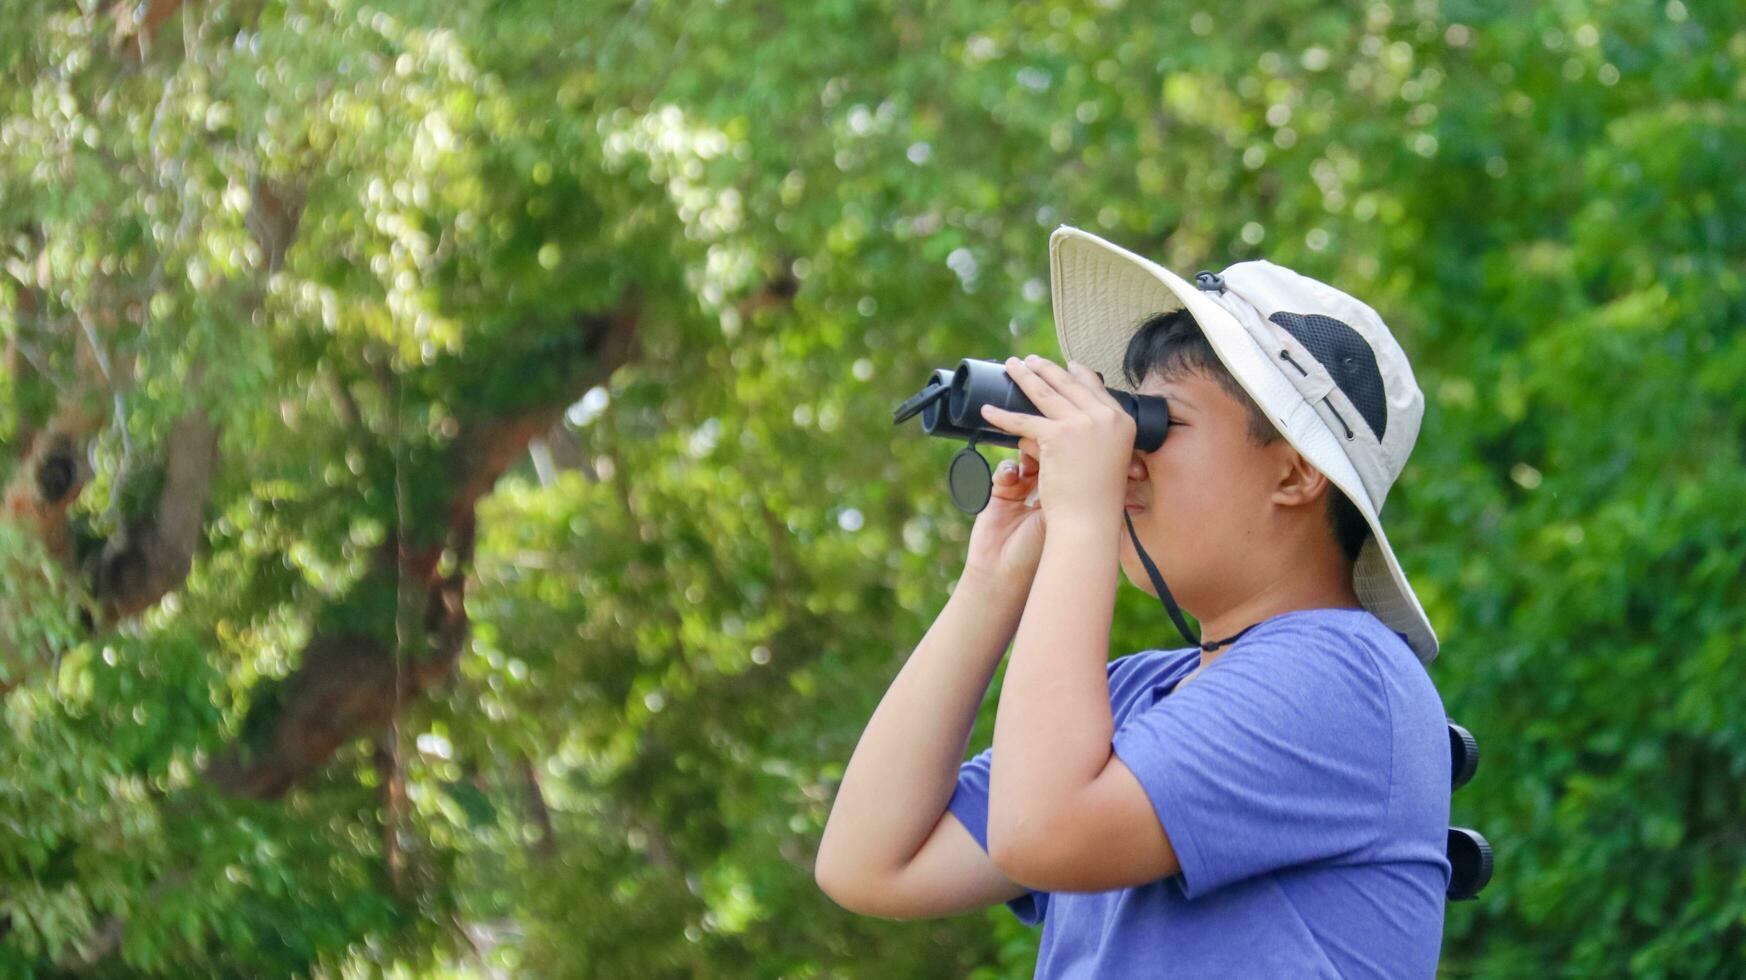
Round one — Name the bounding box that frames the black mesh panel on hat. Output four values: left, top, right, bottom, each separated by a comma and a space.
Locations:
1267, 311, 1388, 439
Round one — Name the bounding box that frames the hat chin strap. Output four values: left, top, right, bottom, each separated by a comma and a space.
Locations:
1123, 510, 1200, 647
1123, 511, 1267, 654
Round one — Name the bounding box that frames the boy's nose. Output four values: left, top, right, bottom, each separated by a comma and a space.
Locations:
1129, 458, 1147, 480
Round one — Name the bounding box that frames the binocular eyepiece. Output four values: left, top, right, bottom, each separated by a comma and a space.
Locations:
1446, 721, 1494, 902
892, 358, 1173, 513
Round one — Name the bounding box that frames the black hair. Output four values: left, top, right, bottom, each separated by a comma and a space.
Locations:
1122, 309, 1371, 565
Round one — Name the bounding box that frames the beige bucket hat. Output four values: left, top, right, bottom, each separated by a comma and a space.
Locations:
1049, 225, 1439, 663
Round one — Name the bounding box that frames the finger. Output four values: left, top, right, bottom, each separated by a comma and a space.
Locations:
1067, 360, 1126, 412
980, 402, 1041, 438
1003, 356, 1079, 419
1019, 355, 1104, 414
991, 460, 1031, 500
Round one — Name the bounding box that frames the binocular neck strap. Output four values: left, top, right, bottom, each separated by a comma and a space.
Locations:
1123, 510, 1202, 649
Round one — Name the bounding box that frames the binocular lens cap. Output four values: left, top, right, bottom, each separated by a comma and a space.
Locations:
948, 447, 992, 513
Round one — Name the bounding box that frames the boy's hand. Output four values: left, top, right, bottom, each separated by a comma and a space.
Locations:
962, 448, 1046, 595
979, 355, 1133, 529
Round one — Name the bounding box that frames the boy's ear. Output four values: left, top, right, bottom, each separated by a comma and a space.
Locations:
1269, 443, 1331, 510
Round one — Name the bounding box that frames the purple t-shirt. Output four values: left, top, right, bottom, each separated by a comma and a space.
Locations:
947, 607, 1451, 978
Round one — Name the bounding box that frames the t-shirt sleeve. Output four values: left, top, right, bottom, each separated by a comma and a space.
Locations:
1109, 627, 1393, 900
946, 745, 1048, 925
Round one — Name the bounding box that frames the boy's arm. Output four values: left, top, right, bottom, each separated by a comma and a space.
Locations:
988, 513, 1182, 892
815, 569, 1031, 918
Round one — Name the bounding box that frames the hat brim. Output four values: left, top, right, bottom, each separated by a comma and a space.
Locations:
1048, 225, 1440, 663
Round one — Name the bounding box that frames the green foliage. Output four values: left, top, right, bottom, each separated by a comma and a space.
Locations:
2, 0, 1744, 976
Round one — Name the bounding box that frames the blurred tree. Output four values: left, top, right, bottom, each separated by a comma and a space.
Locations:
1, 0, 1743, 976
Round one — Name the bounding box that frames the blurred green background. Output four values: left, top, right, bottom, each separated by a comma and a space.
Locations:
2, 0, 1743, 976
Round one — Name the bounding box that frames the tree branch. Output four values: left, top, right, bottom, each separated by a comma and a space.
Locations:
111, 0, 188, 61
204, 297, 643, 799
87, 408, 219, 624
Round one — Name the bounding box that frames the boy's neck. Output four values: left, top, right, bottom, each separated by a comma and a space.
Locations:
1193, 569, 1362, 669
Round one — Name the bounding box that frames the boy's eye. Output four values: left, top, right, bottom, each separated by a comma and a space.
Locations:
1167, 417, 1187, 426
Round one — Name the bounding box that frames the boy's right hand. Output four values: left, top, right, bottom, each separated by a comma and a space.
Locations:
961, 451, 1046, 597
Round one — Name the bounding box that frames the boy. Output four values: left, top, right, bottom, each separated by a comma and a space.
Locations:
817, 226, 1450, 977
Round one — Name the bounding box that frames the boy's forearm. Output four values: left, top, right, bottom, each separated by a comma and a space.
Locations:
989, 515, 1122, 855
817, 570, 1027, 882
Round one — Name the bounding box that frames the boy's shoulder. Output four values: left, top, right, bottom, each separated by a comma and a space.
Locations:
1239, 607, 1422, 674
1112, 609, 1424, 707
1228, 608, 1443, 720
1114, 608, 1408, 671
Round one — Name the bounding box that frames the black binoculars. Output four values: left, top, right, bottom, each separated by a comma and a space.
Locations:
1447, 720, 1494, 901
892, 358, 1174, 513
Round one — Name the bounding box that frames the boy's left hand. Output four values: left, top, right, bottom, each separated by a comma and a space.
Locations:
979, 355, 1134, 528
